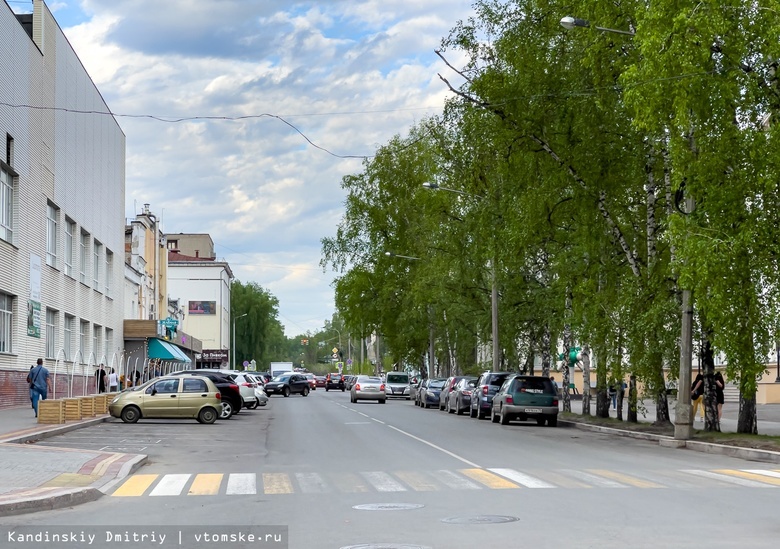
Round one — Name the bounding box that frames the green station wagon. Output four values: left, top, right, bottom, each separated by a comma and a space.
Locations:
490, 375, 559, 427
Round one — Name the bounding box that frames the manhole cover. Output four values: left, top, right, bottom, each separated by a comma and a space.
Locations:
352, 503, 425, 511
341, 545, 432, 549
441, 515, 519, 524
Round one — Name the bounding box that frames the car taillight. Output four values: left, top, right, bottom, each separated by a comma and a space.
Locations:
553, 399, 559, 406
355, 383, 361, 391
215, 392, 221, 400
242, 383, 256, 388
230, 384, 239, 391
482, 386, 488, 395
506, 395, 514, 404
380, 384, 385, 391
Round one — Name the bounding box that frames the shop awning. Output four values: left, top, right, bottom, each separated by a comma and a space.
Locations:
148, 338, 192, 363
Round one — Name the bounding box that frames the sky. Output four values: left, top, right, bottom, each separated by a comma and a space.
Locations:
11, 0, 476, 336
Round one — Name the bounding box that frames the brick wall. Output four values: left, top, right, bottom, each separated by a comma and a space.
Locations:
0, 369, 97, 408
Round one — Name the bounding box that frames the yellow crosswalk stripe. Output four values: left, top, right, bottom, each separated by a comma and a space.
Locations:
531, 470, 592, 489
587, 469, 664, 489
459, 468, 519, 489
331, 472, 370, 493
188, 474, 224, 495
263, 473, 293, 494
714, 469, 780, 486
394, 471, 440, 491
112, 474, 158, 497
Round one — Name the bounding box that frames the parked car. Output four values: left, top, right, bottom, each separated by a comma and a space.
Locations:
385, 371, 412, 399
109, 376, 221, 424
350, 375, 386, 404
409, 377, 424, 403
414, 379, 430, 407
264, 373, 311, 397
220, 371, 261, 409
325, 372, 345, 391
419, 378, 447, 408
439, 376, 469, 411
446, 377, 478, 415
304, 373, 317, 390
315, 376, 326, 388
491, 374, 559, 426
245, 374, 269, 407
344, 375, 358, 390
470, 371, 513, 419
170, 370, 243, 419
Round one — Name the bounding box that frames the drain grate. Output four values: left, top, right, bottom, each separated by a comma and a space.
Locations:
441, 515, 519, 524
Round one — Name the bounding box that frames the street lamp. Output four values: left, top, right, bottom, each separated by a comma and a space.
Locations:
232, 313, 248, 369
422, 183, 500, 373
559, 16, 635, 36
385, 251, 422, 261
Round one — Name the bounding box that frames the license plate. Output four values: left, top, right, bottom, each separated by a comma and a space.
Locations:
525, 408, 542, 413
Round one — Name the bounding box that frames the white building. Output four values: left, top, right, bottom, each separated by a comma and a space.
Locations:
0, 0, 125, 406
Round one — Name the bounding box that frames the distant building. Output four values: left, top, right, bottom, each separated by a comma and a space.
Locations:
0, 1, 125, 406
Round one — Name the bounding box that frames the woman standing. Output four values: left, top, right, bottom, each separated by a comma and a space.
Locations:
108, 368, 119, 392
714, 371, 725, 421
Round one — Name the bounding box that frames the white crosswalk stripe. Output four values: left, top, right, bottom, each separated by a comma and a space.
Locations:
112, 468, 780, 497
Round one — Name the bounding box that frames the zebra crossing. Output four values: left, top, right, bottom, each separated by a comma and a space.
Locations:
110, 467, 780, 497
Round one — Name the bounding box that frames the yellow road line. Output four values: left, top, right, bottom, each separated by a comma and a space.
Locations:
714, 469, 780, 486
394, 471, 439, 491
188, 474, 223, 495
262, 473, 293, 494
532, 471, 591, 489
459, 468, 519, 489
587, 469, 664, 489
112, 474, 158, 497
332, 473, 369, 493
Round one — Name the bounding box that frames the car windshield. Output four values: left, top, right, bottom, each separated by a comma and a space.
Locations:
273, 375, 291, 382
360, 377, 381, 383
429, 380, 446, 389
386, 373, 409, 384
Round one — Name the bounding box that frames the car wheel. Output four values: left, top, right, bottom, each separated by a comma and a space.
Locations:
456, 398, 464, 415
220, 400, 234, 419
351, 395, 356, 403
325, 388, 329, 392
536, 418, 546, 426
500, 407, 510, 425
547, 416, 558, 427
491, 407, 499, 423
250, 400, 259, 409
198, 407, 218, 424
342, 387, 345, 392
380, 399, 386, 404
283, 387, 290, 397
470, 404, 477, 418
302, 387, 309, 397
120, 406, 140, 424
447, 399, 455, 414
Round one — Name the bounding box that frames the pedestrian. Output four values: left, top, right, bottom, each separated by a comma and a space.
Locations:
550, 375, 559, 396
96, 365, 107, 393
608, 383, 617, 410
134, 369, 141, 387
108, 368, 119, 392
26, 366, 34, 408
691, 372, 704, 422
28, 358, 50, 418
714, 370, 725, 421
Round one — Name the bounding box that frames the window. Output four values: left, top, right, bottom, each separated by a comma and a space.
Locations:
64, 315, 74, 361
45, 308, 57, 358
167, 239, 178, 250
93, 325, 102, 360
64, 219, 75, 277
0, 165, 13, 243
46, 204, 58, 267
105, 328, 113, 358
79, 319, 89, 361
0, 292, 12, 353
93, 240, 102, 290
183, 378, 208, 392
79, 231, 89, 285
105, 250, 113, 296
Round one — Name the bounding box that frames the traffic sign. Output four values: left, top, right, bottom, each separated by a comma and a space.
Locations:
332, 347, 339, 354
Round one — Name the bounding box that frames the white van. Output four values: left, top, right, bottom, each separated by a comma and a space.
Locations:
385, 371, 411, 400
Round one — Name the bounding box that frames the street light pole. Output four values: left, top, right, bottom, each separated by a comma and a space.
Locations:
232, 313, 248, 369
559, 16, 635, 36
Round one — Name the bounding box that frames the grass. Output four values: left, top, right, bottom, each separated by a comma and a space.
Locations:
560, 412, 780, 452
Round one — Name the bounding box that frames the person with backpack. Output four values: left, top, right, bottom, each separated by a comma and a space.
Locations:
28, 358, 51, 418
691, 372, 705, 422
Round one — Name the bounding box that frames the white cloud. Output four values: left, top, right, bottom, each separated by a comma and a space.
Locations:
60, 1, 476, 335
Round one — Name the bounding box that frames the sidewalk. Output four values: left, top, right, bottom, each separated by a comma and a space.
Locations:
0, 405, 146, 517
565, 396, 780, 436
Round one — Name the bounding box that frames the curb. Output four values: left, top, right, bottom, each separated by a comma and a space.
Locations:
0, 487, 103, 517
559, 420, 780, 464
0, 415, 114, 445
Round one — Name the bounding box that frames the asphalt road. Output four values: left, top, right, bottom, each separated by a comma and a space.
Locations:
2, 390, 779, 549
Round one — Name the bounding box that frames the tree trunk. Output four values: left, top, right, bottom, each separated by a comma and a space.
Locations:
627, 375, 638, 423
581, 345, 591, 416
596, 349, 609, 418
701, 332, 720, 432
737, 391, 758, 434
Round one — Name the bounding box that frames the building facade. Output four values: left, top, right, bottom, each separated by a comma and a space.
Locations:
0, 0, 125, 406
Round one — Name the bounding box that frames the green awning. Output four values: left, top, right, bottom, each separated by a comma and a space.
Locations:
148, 338, 192, 363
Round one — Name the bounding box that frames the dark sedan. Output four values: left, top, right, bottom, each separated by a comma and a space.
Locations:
264, 373, 311, 397
419, 378, 447, 409
446, 377, 478, 415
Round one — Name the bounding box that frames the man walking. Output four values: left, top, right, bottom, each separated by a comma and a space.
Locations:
29, 358, 50, 418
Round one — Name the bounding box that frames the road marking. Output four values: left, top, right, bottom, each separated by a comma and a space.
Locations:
358, 412, 370, 418
149, 474, 191, 496
386, 425, 481, 468
682, 469, 774, 488
561, 469, 628, 488
394, 471, 440, 491
459, 468, 519, 489
112, 474, 158, 497
715, 469, 780, 486
490, 468, 555, 488
531, 470, 591, 489
332, 472, 370, 493
295, 472, 328, 494
344, 422, 372, 425
92, 453, 127, 476
744, 469, 780, 480
188, 474, 223, 495
587, 469, 664, 489
430, 470, 481, 490
225, 473, 256, 495
371, 418, 385, 424
361, 471, 407, 492
263, 473, 293, 494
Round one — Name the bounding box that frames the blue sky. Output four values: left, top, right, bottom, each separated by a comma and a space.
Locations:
14, 0, 475, 336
